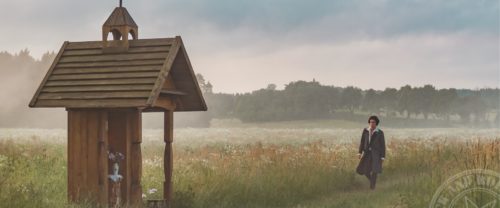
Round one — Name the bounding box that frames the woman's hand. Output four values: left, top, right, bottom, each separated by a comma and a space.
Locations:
358, 153, 362, 159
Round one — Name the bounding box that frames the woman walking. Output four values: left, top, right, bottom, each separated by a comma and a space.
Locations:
356, 115, 386, 190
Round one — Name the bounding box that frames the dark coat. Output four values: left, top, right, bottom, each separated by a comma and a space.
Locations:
356, 127, 386, 174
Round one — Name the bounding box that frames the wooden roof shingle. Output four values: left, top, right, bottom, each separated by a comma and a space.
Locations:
29, 36, 207, 112
103, 7, 138, 27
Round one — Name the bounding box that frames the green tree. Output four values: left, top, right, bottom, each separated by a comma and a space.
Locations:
283, 80, 331, 120
266, 84, 277, 91
362, 89, 382, 114
196, 73, 213, 94
340, 86, 363, 114
380, 87, 398, 117
415, 84, 436, 119
431, 88, 457, 121
397, 85, 413, 118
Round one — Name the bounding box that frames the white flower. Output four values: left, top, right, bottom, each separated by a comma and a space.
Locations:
148, 188, 158, 194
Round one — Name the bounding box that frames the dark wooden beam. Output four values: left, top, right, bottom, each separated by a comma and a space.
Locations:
130, 109, 143, 205
160, 89, 187, 96
163, 110, 174, 206
97, 110, 109, 205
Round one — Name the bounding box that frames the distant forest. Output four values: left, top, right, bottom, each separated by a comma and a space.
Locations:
195, 75, 500, 128
0, 49, 498, 128
0, 50, 61, 128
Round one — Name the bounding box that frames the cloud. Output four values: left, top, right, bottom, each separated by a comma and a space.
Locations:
142, 0, 499, 38
0, 0, 497, 93
193, 31, 499, 92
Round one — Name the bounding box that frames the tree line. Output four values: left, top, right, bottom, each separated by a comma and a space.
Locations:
0, 50, 61, 128
0, 49, 497, 128
197, 75, 499, 126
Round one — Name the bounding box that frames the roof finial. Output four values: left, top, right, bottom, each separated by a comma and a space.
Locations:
119, 0, 123, 7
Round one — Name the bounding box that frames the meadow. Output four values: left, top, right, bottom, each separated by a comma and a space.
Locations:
0, 121, 499, 207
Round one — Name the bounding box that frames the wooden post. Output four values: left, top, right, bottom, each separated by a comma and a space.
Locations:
130, 109, 143, 205
67, 109, 76, 202
97, 111, 109, 205
164, 110, 174, 206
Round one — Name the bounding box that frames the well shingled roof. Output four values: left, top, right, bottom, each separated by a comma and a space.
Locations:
29, 37, 207, 111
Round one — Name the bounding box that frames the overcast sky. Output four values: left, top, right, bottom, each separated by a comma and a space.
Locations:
0, 0, 498, 93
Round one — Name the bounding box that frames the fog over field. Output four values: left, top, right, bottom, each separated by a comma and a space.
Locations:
1, 127, 499, 146
0, 0, 498, 129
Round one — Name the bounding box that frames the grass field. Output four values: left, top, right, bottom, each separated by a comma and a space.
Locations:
0, 121, 499, 207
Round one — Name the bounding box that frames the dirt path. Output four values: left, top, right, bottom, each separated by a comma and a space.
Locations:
294, 173, 417, 208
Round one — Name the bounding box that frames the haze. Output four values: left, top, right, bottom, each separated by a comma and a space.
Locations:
0, 0, 498, 93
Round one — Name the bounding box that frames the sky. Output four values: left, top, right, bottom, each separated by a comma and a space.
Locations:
0, 0, 498, 93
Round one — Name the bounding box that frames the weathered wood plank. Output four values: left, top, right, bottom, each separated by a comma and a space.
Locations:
45, 78, 157, 86
74, 110, 83, 201
86, 111, 99, 201
63, 49, 103, 56
164, 110, 174, 206
79, 110, 88, 200
176, 37, 208, 111
35, 99, 147, 108
38, 91, 151, 100
174, 80, 202, 88
56, 59, 165, 68
168, 75, 191, 84
59, 53, 169, 63
130, 39, 174, 47
168, 73, 192, 82
49, 72, 159, 81
160, 90, 187, 96
148, 37, 182, 105
42, 85, 154, 93
67, 110, 76, 202
53, 66, 161, 75
169, 64, 190, 73
65, 41, 102, 50
129, 110, 143, 205
63, 46, 170, 56
161, 74, 176, 90
129, 46, 170, 53
97, 111, 109, 206
65, 39, 174, 50
153, 96, 176, 110
141, 107, 167, 112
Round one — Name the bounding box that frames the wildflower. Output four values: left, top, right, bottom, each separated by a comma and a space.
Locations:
148, 188, 158, 194
108, 151, 125, 163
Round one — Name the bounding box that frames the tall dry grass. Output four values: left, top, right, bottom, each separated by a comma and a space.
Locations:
0, 128, 498, 207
